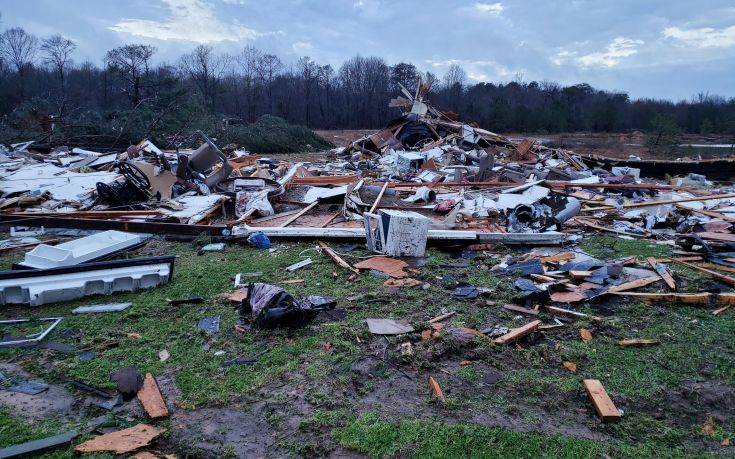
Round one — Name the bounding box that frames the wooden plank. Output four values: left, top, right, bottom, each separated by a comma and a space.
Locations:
281, 201, 319, 227
619, 339, 660, 347
674, 260, 735, 286
606, 276, 660, 293
317, 241, 359, 274
570, 270, 593, 280
428, 311, 456, 323
584, 192, 735, 212
583, 379, 621, 423
540, 252, 575, 264
250, 209, 301, 224
75, 424, 164, 454
291, 174, 359, 185
611, 292, 711, 305
676, 204, 735, 222
573, 218, 645, 238
136, 374, 169, 419
428, 376, 445, 401
697, 232, 735, 243
646, 257, 676, 289
545, 305, 601, 322
493, 320, 541, 345
502, 304, 539, 315
369, 181, 390, 213
319, 210, 342, 228
698, 263, 735, 274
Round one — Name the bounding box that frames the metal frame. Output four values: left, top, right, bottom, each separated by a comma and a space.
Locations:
0, 317, 63, 347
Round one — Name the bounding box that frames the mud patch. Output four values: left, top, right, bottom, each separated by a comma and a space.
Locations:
170, 403, 280, 458
661, 380, 735, 427
0, 363, 76, 422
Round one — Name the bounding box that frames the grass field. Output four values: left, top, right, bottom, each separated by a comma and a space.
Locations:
0, 235, 733, 457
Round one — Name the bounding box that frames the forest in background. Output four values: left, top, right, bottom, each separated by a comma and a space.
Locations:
0, 23, 734, 149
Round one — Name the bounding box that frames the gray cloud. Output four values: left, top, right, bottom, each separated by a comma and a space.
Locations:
2, 0, 734, 100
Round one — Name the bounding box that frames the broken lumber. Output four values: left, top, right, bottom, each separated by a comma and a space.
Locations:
369, 181, 390, 213
646, 257, 676, 289
606, 276, 660, 294
280, 200, 319, 227
539, 252, 575, 264
502, 304, 539, 315
428, 311, 456, 323
317, 241, 359, 274
583, 379, 621, 423
619, 339, 660, 347
493, 320, 541, 345
428, 376, 445, 401
570, 270, 593, 280
74, 424, 164, 454
545, 305, 601, 322
585, 192, 735, 212
573, 218, 645, 238
612, 291, 735, 306
674, 260, 735, 286
611, 292, 711, 305
136, 373, 169, 419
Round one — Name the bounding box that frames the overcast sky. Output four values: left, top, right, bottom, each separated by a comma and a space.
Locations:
2, 0, 734, 101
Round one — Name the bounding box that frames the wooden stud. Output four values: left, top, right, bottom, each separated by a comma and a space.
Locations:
646, 257, 676, 289
619, 339, 660, 347
369, 181, 390, 214
281, 201, 319, 227
494, 320, 541, 345
583, 379, 621, 423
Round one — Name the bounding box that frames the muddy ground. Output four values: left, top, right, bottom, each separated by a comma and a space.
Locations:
0, 234, 733, 458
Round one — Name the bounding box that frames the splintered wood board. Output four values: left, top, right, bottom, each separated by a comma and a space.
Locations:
583, 379, 621, 423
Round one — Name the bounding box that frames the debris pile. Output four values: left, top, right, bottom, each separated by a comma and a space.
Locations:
0, 81, 734, 445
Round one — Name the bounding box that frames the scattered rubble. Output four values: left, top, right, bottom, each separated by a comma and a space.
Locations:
0, 81, 733, 455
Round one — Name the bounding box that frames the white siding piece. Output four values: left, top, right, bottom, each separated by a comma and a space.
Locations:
22, 230, 144, 269
0, 261, 172, 306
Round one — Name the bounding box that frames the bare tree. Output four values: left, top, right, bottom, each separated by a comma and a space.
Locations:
237, 46, 263, 121
443, 64, 466, 89
179, 45, 228, 110
0, 27, 38, 97
40, 34, 76, 86
258, 53, 283, 114
105, 44, 156, 106
390, 62, 419, 94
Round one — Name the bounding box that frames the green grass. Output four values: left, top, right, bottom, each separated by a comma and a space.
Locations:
0, 408, 111, 458
0, 236, 732, 457
334, 414, 731, 459
335, 414, 604, 459
579, 234, 672, 260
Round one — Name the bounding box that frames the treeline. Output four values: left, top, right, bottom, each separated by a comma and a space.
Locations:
1, 24, 734, 146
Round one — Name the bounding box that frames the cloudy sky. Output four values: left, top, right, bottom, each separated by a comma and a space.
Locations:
2, 0, 734, 101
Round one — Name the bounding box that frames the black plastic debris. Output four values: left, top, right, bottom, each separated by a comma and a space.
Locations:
453, 283, 479, 299
197, 316, 221, 334
241, 283, 335, 328
39, 341, 77, 353
558, 258, 605, 273
0, 429, 78, 458
72, 380, 115, 399
513, 278, 550, 304
109, 366, 143, 399
77, 351, 96, 361
7, 380, 49, 395
501, 259, 544, 276
167, 295, 205, 306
